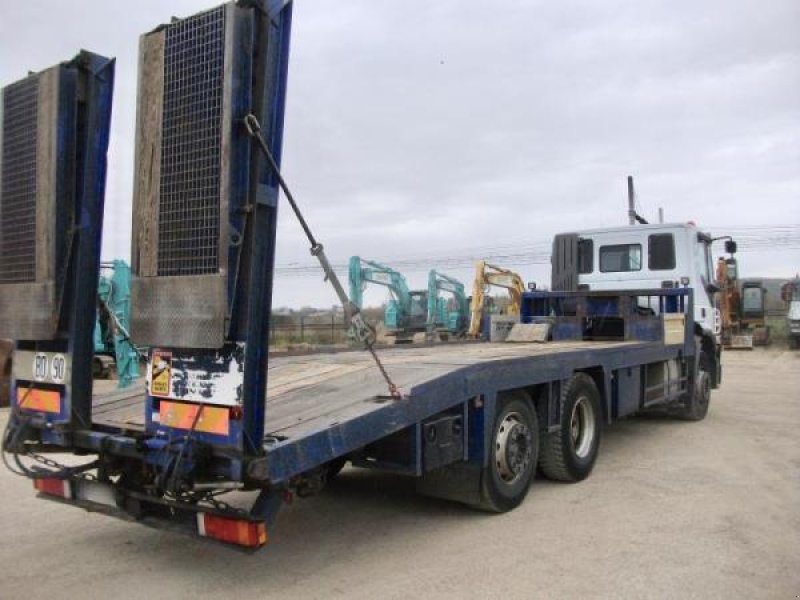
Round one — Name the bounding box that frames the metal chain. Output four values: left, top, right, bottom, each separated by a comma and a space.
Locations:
23, 446, 247, 515
19, 449, 98, 482
6, 394, 98, 482
204, 496, 248, 517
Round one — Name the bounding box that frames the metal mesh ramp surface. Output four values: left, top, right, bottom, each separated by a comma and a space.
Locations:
0, 76, 39, 284
158, 6, 226, 277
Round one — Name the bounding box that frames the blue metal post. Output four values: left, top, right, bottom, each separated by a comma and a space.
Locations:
238, 2, 293, 455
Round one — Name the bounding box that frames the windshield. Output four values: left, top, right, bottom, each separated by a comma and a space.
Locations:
742, 287, 763, 313
704, 242, 714, 286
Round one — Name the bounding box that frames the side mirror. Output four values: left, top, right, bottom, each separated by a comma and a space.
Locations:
724, 240, 737, 254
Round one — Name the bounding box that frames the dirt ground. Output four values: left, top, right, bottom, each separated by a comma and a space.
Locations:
0, 350, 798, 599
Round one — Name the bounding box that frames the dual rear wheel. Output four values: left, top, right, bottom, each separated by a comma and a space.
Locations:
476, 373, 603, 512
539, 373, 603, 483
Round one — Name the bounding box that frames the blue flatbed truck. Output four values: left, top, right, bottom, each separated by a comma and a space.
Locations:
7, 289, 714, 550
0, 1, 719, 550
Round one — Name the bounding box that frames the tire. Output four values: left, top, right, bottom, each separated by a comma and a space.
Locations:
474, 392, 539, 512
539, 373, 602, 482
675, 356, 711, 422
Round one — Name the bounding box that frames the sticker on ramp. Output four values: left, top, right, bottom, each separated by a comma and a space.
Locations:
150, 350, 172, 397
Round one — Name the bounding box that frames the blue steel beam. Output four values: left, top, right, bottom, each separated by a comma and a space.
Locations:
238, 1, 293, 456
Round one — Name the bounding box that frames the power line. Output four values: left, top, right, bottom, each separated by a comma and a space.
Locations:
274, 223, 800, 278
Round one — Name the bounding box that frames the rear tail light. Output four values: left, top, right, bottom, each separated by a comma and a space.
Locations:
196, 513, 267, 548
33, 478, 72, 499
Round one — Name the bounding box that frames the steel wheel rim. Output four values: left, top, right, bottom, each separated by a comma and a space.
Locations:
570, 395, 595, 459
495, 412, 533, 484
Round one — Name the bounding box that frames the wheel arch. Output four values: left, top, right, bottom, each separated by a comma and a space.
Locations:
694, 328, 721, 388
511, 369, 608, 431
575, 367, 609, 424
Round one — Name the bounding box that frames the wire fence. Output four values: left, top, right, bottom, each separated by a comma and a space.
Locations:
269, 315, 351, 346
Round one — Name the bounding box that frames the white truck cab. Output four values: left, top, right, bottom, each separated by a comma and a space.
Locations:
551, 222, 722, 385
554, 223, 719, 337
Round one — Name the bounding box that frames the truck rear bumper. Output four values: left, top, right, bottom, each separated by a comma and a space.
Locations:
68, 428, 246, 483
33, 476, 271, 550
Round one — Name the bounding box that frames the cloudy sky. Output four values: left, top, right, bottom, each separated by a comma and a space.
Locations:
2, 0, 798, 308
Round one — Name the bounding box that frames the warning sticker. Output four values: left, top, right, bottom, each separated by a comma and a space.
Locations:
150, 350, 172, 398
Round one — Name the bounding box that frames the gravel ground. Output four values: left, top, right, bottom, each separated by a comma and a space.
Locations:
0, 349, 798, 599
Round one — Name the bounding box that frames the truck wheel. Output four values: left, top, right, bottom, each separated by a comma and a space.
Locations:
539, 373, 601, 482
475, 392, 539, 512
675, 358, 711, 421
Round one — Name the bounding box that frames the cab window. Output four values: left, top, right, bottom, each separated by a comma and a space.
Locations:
577, 239, 593, 274
599, 244, 642, 272
648, 234, 675, 270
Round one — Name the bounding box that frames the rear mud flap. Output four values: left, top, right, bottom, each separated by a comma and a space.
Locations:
416, 462, 482, 506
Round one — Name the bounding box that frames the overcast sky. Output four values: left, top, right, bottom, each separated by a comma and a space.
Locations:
1, 0, 798, 308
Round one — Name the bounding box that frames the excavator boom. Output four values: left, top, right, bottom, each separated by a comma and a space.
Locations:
427, 271, 468, 336
468, 261, 526, 338
349, 256, 426, 333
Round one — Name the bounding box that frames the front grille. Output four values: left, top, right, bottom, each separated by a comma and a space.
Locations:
157, 5, 226, 276
0, 76, 39, 283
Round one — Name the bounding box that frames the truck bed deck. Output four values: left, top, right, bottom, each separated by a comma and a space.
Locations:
91, 339, 665, 484
93, 341, 639, 434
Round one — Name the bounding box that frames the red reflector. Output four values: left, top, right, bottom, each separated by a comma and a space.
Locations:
33, 478, 71, 499
197, 513, 267, 548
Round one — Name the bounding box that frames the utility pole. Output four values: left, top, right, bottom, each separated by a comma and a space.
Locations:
658, 207, 664, 224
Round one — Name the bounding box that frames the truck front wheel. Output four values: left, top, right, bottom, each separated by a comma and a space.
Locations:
674, 356, 711, 421
475, 392, 539, 512
539, 373, 602, 482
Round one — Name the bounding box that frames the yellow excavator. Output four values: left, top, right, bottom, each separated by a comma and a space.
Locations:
468, 261, 526, 338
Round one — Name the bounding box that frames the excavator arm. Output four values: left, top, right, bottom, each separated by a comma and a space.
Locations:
468, 261, 526, 338
349, 256, 415, 330
427, 271, 469, 336
349, 257, 411, 308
